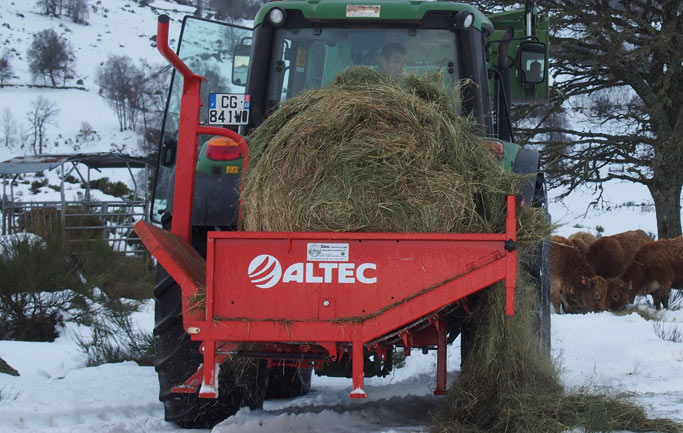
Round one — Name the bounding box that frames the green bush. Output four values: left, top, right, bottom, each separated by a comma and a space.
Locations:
29, 178, 48, 194
0, 223, 154, 342
0, 233, 88, 341
86, 177, 132, 198
73, 238, 154, 303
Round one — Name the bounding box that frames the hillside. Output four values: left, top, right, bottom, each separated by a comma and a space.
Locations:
0, 0, 668, 237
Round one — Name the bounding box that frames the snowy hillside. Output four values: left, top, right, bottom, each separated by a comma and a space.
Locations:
0, 0, 671, 235
1, 2, 682, 433
0, 0, 195, 156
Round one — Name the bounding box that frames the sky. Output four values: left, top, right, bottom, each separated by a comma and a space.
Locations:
0, 1, 682, 432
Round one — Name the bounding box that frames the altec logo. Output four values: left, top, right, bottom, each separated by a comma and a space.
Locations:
247, 254, 377, 289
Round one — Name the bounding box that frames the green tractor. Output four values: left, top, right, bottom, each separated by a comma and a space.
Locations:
147, 0, 550, 428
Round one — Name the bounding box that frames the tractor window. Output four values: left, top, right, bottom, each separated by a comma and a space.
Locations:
267, 28, 460, 108
151, 17, 252, 222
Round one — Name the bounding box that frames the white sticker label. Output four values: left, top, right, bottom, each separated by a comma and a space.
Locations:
346, 5, 380, 18
307, 243, 349, 262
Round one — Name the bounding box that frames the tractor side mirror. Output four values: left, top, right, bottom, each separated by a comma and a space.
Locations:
518, 41, 546, 84
232, 44, 251, 86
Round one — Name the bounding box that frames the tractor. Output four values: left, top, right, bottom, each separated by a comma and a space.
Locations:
135, 0, 551, 428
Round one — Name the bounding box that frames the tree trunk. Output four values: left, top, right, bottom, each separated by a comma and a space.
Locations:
648, 180, 683, 239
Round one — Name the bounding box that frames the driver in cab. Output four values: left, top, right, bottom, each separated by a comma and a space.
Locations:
378, 43, 407, 79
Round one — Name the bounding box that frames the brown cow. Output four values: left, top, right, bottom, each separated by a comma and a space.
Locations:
585, 230, 652, 278
602, 237, 683, 310
579, 276, 627, 312
550, 235, 597, 313
568, 231, 597, 256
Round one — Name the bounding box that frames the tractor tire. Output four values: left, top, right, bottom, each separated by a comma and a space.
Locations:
266, 365, 312, 399
527, 173, 551, 355
153, 220, 268, 429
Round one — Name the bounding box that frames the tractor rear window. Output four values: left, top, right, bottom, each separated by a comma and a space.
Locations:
267, 28, 460, 106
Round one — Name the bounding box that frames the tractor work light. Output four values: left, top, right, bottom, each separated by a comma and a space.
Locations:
268, 7, 286, 26
206, 136, 242, 161
456, 11, 474, 30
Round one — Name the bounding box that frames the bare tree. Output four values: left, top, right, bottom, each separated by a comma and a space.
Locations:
37, 0, 65, 16
0, 51, 12, 87
26, 97, 59, 154
1, 108, 17, 149
135, 60, 171, 146
472, 0, 683, 239
532, 0, 683, 239
27, 29, 75, 88
65, 0, 89, 24
97, 55, 144, 131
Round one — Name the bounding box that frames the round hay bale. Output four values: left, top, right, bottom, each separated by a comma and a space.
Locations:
242, 68, 524, 235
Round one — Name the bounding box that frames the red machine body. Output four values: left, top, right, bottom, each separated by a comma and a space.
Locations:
135, 16, 518, 400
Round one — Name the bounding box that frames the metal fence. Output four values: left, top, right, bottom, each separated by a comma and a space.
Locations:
1, 200, 148, 255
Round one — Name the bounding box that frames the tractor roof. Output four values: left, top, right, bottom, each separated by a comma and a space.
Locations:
254, 0, 492, 33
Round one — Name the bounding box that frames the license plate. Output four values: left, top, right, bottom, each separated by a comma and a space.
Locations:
208, 93, 250, 125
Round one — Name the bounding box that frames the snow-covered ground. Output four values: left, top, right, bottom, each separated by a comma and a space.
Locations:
1, 299, 683, 433
1, 1, 682, 433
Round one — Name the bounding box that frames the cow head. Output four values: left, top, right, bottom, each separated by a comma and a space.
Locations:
605, 277, 633, 309
582, 276, 631, 311
580, 276, 609, 311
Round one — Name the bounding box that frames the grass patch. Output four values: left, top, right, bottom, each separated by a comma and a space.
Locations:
653, 321, 683, 343
0, 384, 22, 405
667, 290, 683, 311
74, 307, 154, 367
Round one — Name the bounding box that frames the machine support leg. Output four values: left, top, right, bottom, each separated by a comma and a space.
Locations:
433, 316, 448, 395
349, 339, 366, 399
199, 340, 218, 398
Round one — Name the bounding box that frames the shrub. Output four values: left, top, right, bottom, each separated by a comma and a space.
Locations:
74, 307, 154, 367
29, 178, 48, 194
653, 321, 683, 343
0, 233, 87, 341
74, 237, 154, 302
87, 177, 131, 198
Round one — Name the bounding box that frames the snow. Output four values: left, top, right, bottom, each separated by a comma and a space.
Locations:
1, 1, 682, 433
2, 301, 683, 433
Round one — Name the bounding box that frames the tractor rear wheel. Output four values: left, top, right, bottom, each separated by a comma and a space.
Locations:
153, 222, 268, 428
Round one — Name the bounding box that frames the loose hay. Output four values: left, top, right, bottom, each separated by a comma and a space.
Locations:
431, 273, 683, 433
240, 68, 679, 432
242, 67, 534, 242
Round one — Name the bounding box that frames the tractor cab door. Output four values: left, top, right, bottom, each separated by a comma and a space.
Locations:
151, 17, 252, 223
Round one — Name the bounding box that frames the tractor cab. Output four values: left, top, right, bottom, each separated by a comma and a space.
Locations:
151, 1, 548, 225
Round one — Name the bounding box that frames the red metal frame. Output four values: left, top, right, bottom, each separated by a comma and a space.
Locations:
156, 16, 249, 243
140, 16, 519, 401
135, 196, 518, 398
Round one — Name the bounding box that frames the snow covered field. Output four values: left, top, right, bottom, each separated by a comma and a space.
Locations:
1, 300, 683, 433
1, 1, 682, 432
